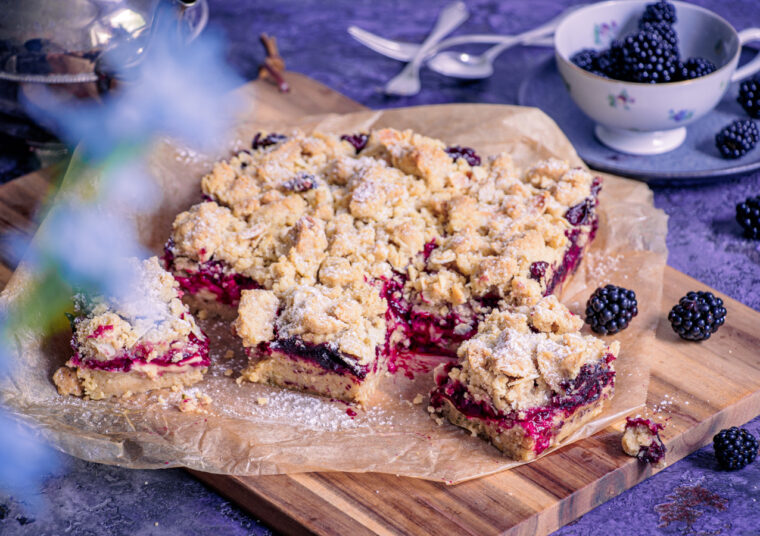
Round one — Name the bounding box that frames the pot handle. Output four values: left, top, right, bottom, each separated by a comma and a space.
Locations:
731, 28, 760, 83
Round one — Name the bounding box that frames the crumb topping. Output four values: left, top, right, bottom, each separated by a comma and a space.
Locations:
169, 129, 599, 359
72, 257, 205, 363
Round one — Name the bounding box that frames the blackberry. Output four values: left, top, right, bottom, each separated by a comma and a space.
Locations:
585, 285, 638, 335
640, 0, 677, 25
668, 291, 726, 341
713, 427, 758, 470
571, 49, 606, 77
252, 132, 287, 150
678, 57, 717, 80
617, 30, 679, 83
598, 45, 628, 81
639, 21, 679, 51
445, 146, 481, 167
738, 77, 760, 118
736, 195, 760, 239
340, 133, 369, 153
715, 120, 759, 159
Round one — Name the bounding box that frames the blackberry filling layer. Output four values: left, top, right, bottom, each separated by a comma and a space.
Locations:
163, 239, 259, 307
259, 337, 370, 379
70, 330, 210, 373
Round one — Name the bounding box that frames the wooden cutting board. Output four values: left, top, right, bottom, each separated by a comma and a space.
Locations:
3, 73, 760, 536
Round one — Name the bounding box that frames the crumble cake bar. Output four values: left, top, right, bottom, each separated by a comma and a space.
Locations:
53, 257, 209, 400
234, 284, 386, 405
164, 128, 602, 404
429, 296, 618, 460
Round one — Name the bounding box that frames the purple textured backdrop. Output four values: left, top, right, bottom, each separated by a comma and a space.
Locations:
1, 1, 759, 534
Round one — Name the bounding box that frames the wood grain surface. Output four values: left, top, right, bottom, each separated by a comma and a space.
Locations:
3, 72, 760, 536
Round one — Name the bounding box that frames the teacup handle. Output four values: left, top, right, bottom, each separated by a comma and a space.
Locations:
731, 28, 760, 82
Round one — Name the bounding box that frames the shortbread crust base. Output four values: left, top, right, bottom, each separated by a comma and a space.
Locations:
241, 351, 377, 406
53, 365, 206, 400
434, 384, 613, 461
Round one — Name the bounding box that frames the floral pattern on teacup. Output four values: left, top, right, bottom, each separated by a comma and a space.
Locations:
594, 21, 618, 46
608, 89, 635, 110
668, 109, 694, 122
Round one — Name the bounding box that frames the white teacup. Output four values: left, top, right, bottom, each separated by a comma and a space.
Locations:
554, 0, 760, 155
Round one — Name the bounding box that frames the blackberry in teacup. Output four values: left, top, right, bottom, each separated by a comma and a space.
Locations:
640, 0, 677, 25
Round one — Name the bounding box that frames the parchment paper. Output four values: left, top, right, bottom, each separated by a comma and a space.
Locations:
0, 104, 668, 483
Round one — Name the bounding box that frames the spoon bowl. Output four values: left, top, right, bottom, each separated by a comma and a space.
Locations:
427, 51, 494, 79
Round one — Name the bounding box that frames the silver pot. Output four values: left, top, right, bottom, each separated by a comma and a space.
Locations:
0, 0, 207, 83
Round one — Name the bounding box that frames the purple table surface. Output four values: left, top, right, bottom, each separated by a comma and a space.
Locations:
2, 1, 760, 535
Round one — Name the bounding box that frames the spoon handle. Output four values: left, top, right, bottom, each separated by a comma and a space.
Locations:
483, 4, 585, 62
384, 1, 468, 95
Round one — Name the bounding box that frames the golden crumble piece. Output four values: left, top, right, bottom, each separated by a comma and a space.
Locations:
235, 289, 279, 346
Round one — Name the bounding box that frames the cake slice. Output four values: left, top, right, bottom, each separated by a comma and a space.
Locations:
235, 284, 387, 406
53, 257, 209, 400
429, 296, 618, 460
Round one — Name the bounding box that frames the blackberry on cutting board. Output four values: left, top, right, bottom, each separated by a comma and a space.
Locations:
715, 120, 759, 159
668, 291, 726, 341
736, 195, 760, 239
640, 0, 677, 25
738, 77, 760, 118
585, 285, 638, 335
713, 427, 758, 470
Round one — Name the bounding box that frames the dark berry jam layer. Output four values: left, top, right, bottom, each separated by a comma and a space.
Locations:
163, 240, 259, 306
380, 275, 487, 360
544, 189, 601, 296
71, 331, 210, 373
431, 354, 615, 455
261, 337, 370, 379
625, 417, 667, 464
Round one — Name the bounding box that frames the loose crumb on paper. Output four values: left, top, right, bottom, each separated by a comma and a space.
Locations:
178, 391, 213, 414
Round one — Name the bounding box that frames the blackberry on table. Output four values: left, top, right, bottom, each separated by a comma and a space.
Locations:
736, 195, 760, 239
713, 427, 758, 470
678, 57, 717, 80
616, 30, 679, 83
715, 120, 759, 159
585, 284, 638, 335
640, 0, 677, 25
738, 77, 760, 118
668, 291, 726, 341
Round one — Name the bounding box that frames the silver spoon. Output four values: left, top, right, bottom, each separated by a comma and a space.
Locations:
426, 5, 585, 79
384, 1, 469, 96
